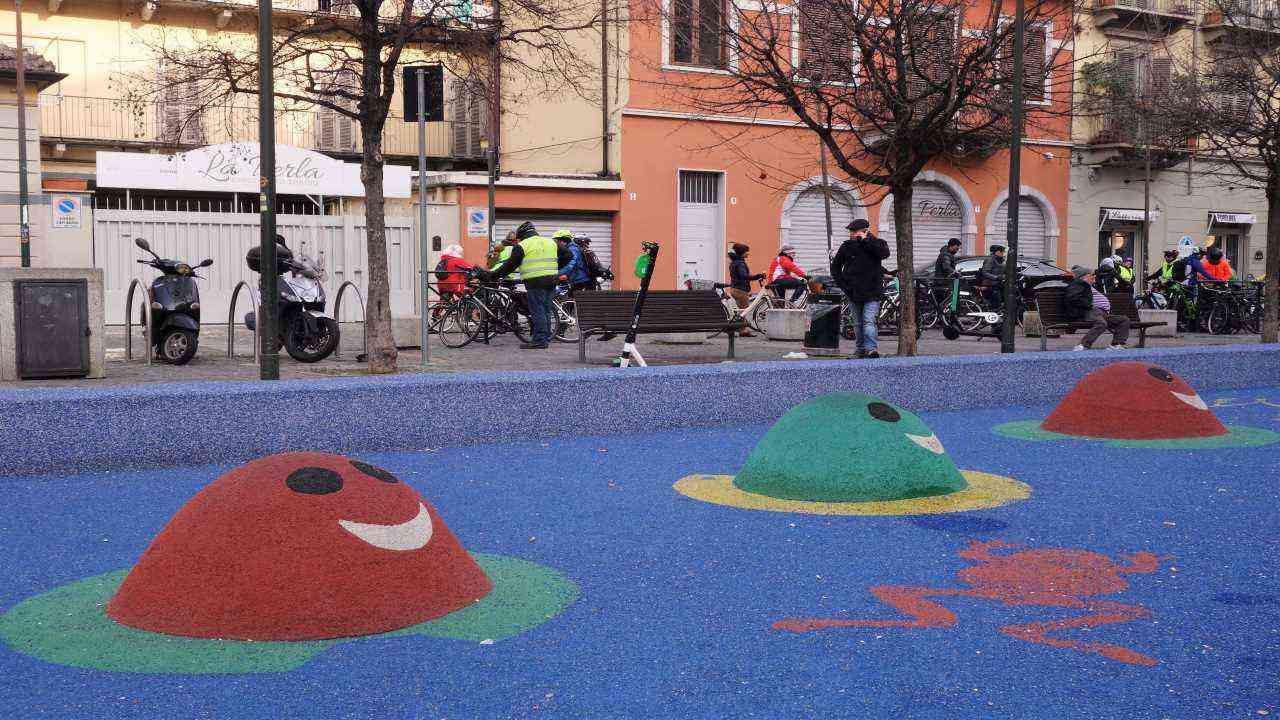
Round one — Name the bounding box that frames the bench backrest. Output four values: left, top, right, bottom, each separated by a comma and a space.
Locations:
1034, 288, 1070, 324
1106, 292, 1141, 322
574, 290, 733, 333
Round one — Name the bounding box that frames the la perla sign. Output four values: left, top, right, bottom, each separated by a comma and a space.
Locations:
197, 149, 326, 186
916, 199, 961, 219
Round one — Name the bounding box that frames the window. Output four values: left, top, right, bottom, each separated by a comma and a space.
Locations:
156, 63, 205, 146
450, 77, 489, 158
907, 13, 957, 99
315, 70, 358, 153
799, 0, 853, 81
671, 0, 727, 68
996, 23, 1049, 103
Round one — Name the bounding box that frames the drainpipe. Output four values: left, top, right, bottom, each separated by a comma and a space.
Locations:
601, 0, 610, 176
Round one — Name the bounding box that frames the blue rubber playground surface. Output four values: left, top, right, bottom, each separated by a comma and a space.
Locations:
1, 387, 1278, 719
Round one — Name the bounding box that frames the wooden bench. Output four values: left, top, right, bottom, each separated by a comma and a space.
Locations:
574, 290, 746, 363
1034, 288, 1110, 351
1106, 292, 1164, 348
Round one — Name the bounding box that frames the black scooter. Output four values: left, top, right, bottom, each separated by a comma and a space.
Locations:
135, 237, 213, 365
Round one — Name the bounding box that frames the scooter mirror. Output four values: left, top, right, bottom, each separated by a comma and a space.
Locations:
198, 258, 214, 268
134, 238, 151, 252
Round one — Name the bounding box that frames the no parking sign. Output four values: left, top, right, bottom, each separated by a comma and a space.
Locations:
51, 195, 81, 229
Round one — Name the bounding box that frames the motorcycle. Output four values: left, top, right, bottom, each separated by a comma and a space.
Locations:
135, 237, 212, 365
244, 243, 341, 363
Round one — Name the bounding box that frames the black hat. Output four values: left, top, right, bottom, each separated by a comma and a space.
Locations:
990, 244, 1006, 253
846, 219, 870, 232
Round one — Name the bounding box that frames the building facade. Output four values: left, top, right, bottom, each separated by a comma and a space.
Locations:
1068, 0, 1271, 280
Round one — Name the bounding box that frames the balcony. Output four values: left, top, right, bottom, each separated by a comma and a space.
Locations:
1092, 0, 1196, 34
1201, 0, 1280, 43
38, 95, 486, 161
1084, 102, 1195, 169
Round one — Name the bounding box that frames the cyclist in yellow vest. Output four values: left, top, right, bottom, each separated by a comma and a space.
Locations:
480, 221, 572, 349
1115, 257, 1136, 293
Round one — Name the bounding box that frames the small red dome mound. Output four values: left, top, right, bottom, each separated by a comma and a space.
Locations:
1042, 362, 1227, 440
107, 452, 492, 641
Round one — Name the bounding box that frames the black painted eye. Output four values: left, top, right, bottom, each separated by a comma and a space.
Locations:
351, 460, 398, 483
286, 467, 344, 495
1147, 367, 1174, 383
868, 402, 901, 422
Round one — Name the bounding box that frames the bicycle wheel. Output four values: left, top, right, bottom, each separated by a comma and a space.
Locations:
918, 294, 940, 330
748, 296, 781, 332
1206, 301, 1231, 335
1244, 300, 1262, 334
956, 299, 985, 332
554, 299, 580, 342
438, 299, 480, 348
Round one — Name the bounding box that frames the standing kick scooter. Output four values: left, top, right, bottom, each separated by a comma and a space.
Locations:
615, 241, 661, 368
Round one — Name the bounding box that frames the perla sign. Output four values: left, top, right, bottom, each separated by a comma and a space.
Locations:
96, 142, 411, 198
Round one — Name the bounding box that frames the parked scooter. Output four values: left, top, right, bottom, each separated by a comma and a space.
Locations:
135, 237, 212, 365
244, 242, 341, 363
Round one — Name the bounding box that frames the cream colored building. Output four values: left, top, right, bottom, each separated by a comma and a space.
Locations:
1069, 0, 1270, 281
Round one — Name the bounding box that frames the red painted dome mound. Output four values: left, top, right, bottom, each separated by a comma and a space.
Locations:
1041, 362, 1227, 440
107, 452, 493, 641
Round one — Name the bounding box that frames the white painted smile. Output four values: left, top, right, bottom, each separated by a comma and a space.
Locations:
339, 502, 433, 551
907, 433, 945, 455
1172, 391, 1208, 411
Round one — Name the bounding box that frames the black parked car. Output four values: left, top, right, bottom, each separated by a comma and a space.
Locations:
914, 255, 1072, 302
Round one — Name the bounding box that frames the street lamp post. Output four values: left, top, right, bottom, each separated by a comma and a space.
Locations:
257, 0, 280, 380
15, 0, 30, 268
1001, 0, 1026, 354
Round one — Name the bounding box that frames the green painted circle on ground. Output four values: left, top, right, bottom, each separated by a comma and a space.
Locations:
993, 420, 1280, 449
733, 394, 968, 503
0, 553, 577, 675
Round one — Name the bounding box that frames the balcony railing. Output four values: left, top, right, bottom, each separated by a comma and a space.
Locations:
1089, 102, 1193, 149
38, 95, 486, 160
1202, 0, 1280, 33
1093, 0, 1197, 31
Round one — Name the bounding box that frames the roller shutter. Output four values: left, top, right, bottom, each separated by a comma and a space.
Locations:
878, 182, 964, 268
991, 197, 1049, 260
786, 187, 856, 274
494, 212, 615, 282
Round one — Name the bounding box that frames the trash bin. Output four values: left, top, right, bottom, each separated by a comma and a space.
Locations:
803, 291, 843, 351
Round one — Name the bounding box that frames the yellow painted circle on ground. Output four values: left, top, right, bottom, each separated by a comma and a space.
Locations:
673, 471, 1030, 516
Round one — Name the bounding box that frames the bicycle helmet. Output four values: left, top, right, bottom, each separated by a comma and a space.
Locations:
1207, 246, 1224, 261
551, 229, 573, 240
573, 234, 591, 245
1163, 248, 1178, 260
779, 244, 796, 256
514, 221, 539, 240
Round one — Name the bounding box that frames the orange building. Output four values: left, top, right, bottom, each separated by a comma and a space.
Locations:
614, 1, 1075, 290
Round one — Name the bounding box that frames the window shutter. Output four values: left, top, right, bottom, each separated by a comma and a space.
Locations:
800, 0, 852, 81
1149, 56, 1172, 99
1023, 26, 1047, 102
672, 0, 694, 63
1114, 50, 1138, 98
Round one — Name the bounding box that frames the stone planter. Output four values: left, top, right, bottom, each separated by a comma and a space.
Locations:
1139, 309, 1178, 337
767, 309, 806, 341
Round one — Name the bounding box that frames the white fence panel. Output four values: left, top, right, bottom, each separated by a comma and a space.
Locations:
95, 210, 418, 325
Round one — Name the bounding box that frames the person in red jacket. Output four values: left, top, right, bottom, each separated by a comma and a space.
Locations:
435, 244, 474, 300
767, 245, 810, 301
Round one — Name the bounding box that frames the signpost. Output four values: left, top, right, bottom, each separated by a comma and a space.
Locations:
403, 65, 443, 367
258, 0, 279, 380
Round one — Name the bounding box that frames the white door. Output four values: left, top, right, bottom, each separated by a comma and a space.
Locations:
992, 197, 1049, 260
677, 171, 722, 284
786, 187, 856, 276
879, 182, 964, 268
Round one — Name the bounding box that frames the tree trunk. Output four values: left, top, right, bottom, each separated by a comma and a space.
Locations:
1263, 173, 1280, 344
891, 182, 918, 356
360, 128, 399, 373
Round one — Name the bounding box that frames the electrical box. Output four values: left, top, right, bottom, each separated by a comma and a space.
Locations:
14, 280, 90, 379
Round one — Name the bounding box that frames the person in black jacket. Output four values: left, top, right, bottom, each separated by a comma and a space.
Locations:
725, 243, 764, 336
935, 238, 961, 279
831, 218, 891, 358
979, 245, 1006, 310
1064, 266, 1130, 350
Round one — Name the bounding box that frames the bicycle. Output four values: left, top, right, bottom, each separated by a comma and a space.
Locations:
1202, 282, 1256, 335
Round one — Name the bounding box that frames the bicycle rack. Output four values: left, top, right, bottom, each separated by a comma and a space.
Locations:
332, 281, 368, 359
124, 279, 153, 366
227, 281, 260, 361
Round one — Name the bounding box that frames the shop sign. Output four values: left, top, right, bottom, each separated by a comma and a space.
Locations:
1210, 212, 1257, 225
916, 199, 961, 218
1100, 208, 1158, 223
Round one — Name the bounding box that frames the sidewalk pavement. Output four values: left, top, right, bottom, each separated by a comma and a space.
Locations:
0, 322, 1256, 389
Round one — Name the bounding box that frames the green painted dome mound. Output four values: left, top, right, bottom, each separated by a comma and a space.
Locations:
733, 394, 968, 503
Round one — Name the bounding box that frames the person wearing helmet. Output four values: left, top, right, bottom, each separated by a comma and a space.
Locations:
551, 229, 586, 295
1115, 256, 1136, 293
1146, 248, 1184, 286
480, 220, 573, 349
1095, 255, 1119, 292
1185, 246, 1216, 287
1203, 245, 1234, 282
573, 235, 612, 291
725, 243, 766, 336
767, 245, 809, 301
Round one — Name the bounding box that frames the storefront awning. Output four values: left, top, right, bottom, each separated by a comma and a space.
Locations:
1209, 212, 1257, 225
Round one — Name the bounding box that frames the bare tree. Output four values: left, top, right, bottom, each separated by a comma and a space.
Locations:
1166, 3, 1280, 342
128, 0, 610, 373
646, 0, 1073, 354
